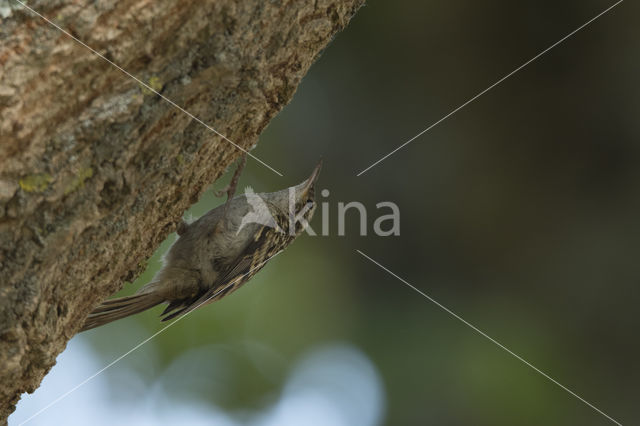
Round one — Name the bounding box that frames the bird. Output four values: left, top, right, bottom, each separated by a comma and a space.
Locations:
80, 161, 321, 332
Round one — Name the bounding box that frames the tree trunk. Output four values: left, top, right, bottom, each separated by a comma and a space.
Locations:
0, 0, 363, 420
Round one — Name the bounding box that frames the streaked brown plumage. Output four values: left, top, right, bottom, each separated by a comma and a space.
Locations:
81, 162, 321, 331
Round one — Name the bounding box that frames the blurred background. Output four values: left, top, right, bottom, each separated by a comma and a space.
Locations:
12, 0, 640, 425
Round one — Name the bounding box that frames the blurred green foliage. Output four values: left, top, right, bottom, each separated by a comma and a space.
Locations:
82, 1, 639, 424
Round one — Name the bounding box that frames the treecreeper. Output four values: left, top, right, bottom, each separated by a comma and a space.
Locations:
81, 162, 322, 331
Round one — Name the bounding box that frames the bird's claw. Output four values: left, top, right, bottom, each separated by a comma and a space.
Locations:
215, 154, 247, 203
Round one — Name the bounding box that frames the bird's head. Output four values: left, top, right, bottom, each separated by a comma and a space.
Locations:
263, 161, 322, 235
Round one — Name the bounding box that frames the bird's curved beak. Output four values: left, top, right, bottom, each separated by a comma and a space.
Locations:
300, 160, 322, 197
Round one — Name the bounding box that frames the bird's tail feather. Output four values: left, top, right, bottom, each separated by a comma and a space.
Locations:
81, 292, 163, 332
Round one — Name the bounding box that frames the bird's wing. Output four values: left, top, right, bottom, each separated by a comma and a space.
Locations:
160, 226, 287, 321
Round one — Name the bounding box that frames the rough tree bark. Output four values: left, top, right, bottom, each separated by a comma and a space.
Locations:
0, 0, 364, 420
